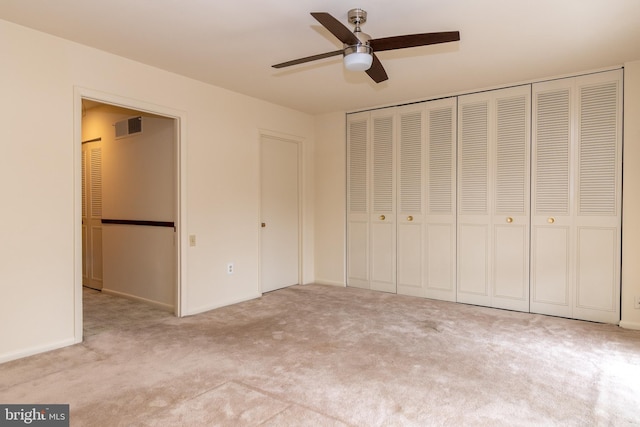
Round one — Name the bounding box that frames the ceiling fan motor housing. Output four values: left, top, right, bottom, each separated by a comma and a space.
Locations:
343, 8, 372, 70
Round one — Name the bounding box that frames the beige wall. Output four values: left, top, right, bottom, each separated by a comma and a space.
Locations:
313, 112, 347, 286
0, 19, 315, 362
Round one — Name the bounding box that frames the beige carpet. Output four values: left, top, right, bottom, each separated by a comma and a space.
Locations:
1, 284, 639, 426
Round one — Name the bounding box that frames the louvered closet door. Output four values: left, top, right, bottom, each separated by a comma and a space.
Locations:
531, 70, 622, 323
492, 88, 530, 311
396, 105, 425, 297
347, 112, 370, 289
457, 86, 530, 311
370, 110, 396, 293
424, 98, 457, 301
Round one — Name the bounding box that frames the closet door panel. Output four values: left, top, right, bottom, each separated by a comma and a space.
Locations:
347, 220, 369, 288
531, 226, 571, 312
425, 99, 457, 301
457, 99, 490, 306
370, 220, 395, 292
347, 113, 370, 289
493, 224, 528, 302
530, 82, 573, 318
491, 88, 530, 311
426, 223, 455, 293
575, 227, 617, 313
572, 71, 622, 323
397, 107, 425, 297
458, 224, 489, 300
531, 70, 621, 323
370, 112, 396, 293
397, 222, 422, 296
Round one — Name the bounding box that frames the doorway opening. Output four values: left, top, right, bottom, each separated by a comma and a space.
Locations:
74, 89, 186, 343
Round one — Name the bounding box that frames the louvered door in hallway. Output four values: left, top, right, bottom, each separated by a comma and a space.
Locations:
81, 140, 103, 290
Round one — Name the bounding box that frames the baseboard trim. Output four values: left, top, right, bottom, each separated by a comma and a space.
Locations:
187, 292, 262, 316
313, 279, 346, 287
0, 337, 76, 365
619, 320, 640, 330
101, 288, 174, 312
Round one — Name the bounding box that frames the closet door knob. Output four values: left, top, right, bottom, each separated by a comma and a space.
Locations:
506, 217, 513, 223
379, 215, 386, 221
407, 216, 413, 222
548, 217, 555, 224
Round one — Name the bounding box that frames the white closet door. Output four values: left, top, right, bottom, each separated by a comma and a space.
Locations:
531, 70, 622, 323
457, 86, 530, 311
457, 97, 491, 306
396, 105, 425, 297
573, 73, 621, 323
347, 112, 370, 289
492, 88, 530, 311
370, 110, 396, 293
424, 98, 457, 301
530, 81, 573, 317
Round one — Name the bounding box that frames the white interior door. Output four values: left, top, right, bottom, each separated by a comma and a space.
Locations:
81, 140, 103, 290
260, 135, 300, 293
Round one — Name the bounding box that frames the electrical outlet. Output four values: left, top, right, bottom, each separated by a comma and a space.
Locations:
634, 296, 640, 310
189, 235, 196, 247
227, 263, 234, 275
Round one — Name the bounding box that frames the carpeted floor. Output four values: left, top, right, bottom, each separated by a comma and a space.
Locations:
1, 284, 640, 426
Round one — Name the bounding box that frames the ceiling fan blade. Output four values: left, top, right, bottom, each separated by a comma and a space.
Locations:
272, 49, 343, 69
366, 54, 388, 84
311, 12, 360, 45
370, 31, 460, 52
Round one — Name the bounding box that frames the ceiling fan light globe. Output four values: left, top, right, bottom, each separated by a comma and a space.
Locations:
344, 52, 373, 71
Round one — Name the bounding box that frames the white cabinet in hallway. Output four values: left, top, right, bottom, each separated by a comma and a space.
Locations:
530, 70, 622, 323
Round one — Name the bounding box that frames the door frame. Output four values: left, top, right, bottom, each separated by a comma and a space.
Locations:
258, 130, 304, 293
73, 86, 188, 343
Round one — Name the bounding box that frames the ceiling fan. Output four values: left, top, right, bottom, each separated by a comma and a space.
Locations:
272, 8, 460, 83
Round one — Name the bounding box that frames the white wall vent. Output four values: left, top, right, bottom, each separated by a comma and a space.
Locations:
114, 116, 143, 139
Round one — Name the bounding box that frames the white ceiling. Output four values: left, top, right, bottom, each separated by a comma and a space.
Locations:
1, 0, 639, 115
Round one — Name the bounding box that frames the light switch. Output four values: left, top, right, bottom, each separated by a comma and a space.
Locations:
189, 235, 196, 247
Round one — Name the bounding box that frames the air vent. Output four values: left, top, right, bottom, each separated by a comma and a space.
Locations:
114, 116, 142, 139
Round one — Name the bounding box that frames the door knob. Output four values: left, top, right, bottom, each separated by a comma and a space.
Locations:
261, 222, 266, 228
547, 217, 555, 224
506, 217, 513, 223
407, 215, 413, 222
379, 215, 386, 221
